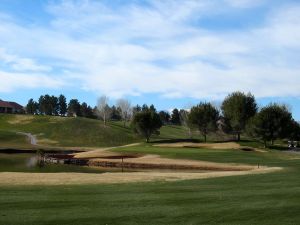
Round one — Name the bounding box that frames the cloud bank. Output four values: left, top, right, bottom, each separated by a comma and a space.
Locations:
0, 0, 299, 100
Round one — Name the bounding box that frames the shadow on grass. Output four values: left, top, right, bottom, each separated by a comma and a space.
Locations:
268, 145, 289, 151
150, 138, 201, 144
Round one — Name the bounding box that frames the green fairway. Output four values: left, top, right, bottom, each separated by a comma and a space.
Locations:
112, 144, 292, 166
0, 166, 300, 225
1, 143, 300, 225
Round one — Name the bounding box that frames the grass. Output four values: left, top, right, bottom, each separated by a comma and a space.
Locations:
1, 114, 299, 224
0, 114, 140, 147
113, 144, 291, 166
1, 143, 300, 224
0, 158, 300, 224
0, 130, 32, 148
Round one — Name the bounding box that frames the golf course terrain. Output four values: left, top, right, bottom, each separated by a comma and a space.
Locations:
1, 114, 300, 225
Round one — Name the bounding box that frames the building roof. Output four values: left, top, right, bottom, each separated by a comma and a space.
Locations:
0, 100, 23, 109
8, 102, 24, 110
0, 100, 13, 108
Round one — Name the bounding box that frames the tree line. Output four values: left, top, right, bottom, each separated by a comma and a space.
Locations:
131, 91, 300, 146
26, 95, 95, 118
26, 94, 184, 124
26, 92, 300, 147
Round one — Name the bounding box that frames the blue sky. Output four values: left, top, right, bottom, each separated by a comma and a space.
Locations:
0, 0, 300, 119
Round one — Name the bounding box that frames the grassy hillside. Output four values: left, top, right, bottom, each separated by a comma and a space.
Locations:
0, 114, 141, 148
0, 114, 274, 148
0, 130, 32, 148
0, 114, 222, 148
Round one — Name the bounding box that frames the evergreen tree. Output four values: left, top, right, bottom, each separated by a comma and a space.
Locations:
58, 94, 67, 116
171, 108, 181, 125
68, 99, 81, 117
26, 99, 38, 114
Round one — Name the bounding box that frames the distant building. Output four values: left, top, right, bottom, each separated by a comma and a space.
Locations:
0, 100, 24, 113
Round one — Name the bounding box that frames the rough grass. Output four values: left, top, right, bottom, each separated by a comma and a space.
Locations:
0, 130, 32, 148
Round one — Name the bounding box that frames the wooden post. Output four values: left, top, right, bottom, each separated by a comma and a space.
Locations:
122, 157, 124, 173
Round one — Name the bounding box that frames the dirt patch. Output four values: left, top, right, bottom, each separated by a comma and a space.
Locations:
153, 142, 241, 149
8, 115, 34, 125
0, 167, 282, 186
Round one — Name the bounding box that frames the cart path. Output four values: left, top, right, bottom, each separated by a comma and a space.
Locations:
17, 132, 37, 145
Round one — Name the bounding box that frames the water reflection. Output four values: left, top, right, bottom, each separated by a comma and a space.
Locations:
26, 156, 45, 168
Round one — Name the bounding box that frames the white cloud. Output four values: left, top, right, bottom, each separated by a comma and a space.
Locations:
0, 48, 51, 72
0, 0, 299, 101
0, 71, 65, 92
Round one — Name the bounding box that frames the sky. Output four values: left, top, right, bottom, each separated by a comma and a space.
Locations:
0, 0, 300, 119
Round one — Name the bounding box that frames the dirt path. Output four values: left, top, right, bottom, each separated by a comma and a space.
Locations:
0, 167, 282, 186
17, 132, 37, 145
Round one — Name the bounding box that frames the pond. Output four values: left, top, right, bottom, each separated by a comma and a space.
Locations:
0, 152, 130, 173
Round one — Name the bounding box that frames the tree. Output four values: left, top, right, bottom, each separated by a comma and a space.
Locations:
289, 120, 300, 141
80, 102, 94, 118
26, 99, 38, 114
171, 108, 181, 125
97, 95, 111, 125
110, 105, 122, 120
38, 95, 46, 115
158, 111, 170, 125
250, 104, 293, 147
221, 91, 257, 141
50, 95, 59, 115
132, 104, 142, 115
179, 109, 192, 138
67, 99, 81, 117
142, 104, 149, 112
58, 94, 67, 116
131, 111, 162, 143
188, 102, 219, 142
117, 99, 132, 127
149, 104, 156, 113
38, 94, 58, 115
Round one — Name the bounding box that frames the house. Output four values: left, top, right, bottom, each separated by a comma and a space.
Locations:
0, 100, 24, 113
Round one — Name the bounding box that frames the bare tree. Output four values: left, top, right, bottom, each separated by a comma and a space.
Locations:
117, 98, 132, 127
97, 95, 111, 125
179, 109, 192, 138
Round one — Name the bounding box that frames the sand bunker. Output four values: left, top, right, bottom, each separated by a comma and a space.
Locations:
88, 154, 257, 171
0, 167, 282, 186
153, 142, 241, 149
73, 143, 262, 171
73, 143, 140, 158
